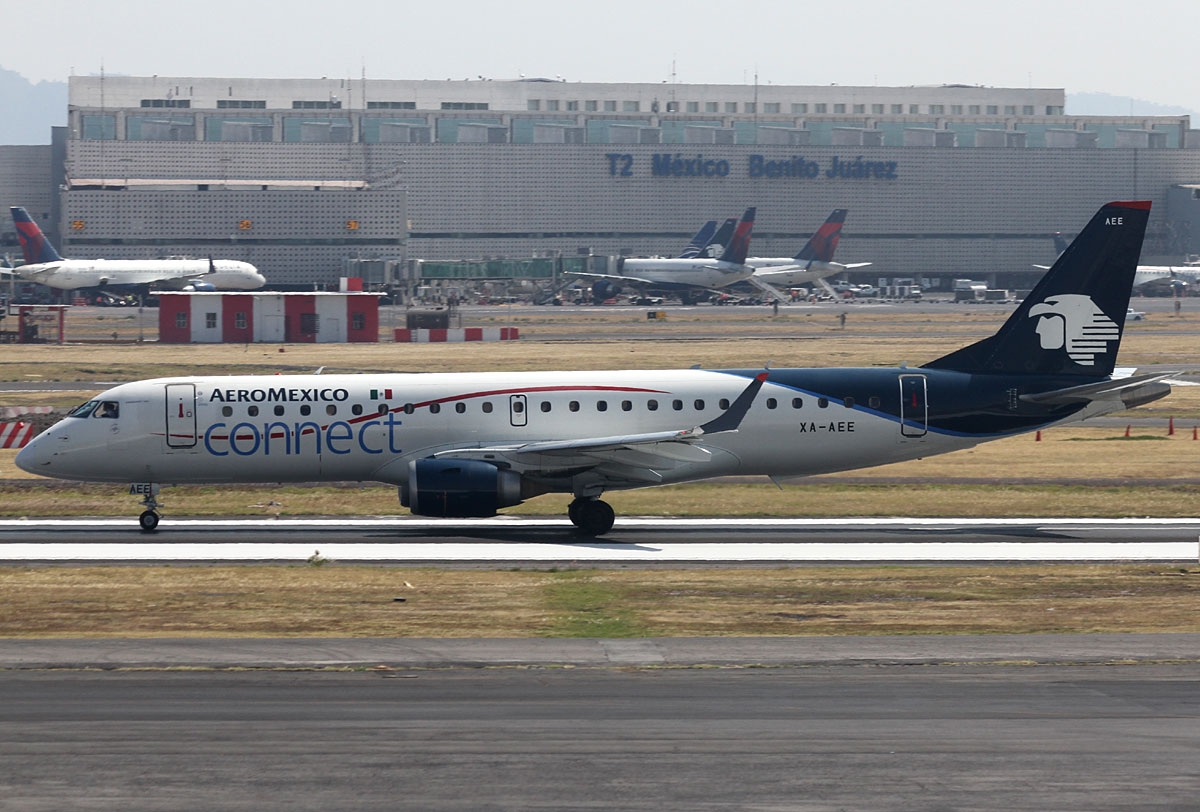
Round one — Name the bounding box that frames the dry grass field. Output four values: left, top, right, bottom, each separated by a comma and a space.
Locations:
3, 564, 1200, 639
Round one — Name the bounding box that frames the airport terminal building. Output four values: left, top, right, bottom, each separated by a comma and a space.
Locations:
4, 76, 1200, 291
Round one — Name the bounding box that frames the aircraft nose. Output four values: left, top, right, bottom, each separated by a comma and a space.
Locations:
14, 433, 50, 474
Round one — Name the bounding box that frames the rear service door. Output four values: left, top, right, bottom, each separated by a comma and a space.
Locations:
899, 374, 928, 438
509, 394, 528, 427
165, 383, 197, 448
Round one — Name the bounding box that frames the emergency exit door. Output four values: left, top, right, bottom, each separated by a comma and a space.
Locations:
165, 383, 197, 448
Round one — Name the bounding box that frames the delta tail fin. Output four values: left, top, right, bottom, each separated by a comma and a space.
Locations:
794, 209, 848, 263
717, 207, 756, 265
924, 201, 1150, 378
10, 207, 63, 265
678, 220, 718, 258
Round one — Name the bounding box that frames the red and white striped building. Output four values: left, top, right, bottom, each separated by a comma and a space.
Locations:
158, 292, 380, 343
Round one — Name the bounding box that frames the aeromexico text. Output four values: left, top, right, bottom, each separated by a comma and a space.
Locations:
604, 153, 899, 180
210, 387, 350, 403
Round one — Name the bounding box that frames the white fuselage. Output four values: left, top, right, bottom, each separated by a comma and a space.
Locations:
16, 369, 971, 489
617, 258, 756, 289
16, 258, 266, 291
1132, 265, 1200, 289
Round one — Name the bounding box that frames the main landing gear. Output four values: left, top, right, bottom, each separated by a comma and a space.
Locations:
568, 497, 615, 536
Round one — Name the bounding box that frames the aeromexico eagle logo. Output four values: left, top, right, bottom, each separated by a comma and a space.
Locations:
1028, 294, 1120, 366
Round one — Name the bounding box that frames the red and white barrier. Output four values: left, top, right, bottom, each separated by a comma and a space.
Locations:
394, 327, 520, 343
0, 422, 34, 449
0, 406, 52, 420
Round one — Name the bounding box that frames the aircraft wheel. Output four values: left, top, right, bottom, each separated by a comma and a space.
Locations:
573, 499, 615, 537
139, 510, 160, 533
567, 498, 584, 526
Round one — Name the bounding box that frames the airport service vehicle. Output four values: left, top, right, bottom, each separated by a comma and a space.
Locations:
16, 202, 1171, 535
9, 207, 265, 294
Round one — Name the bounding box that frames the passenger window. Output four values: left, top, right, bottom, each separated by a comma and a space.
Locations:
719, 398, 730, 410
248, 405, 259, 417
541, 401, 552, 413
274, 405, 285, 417
694, 399, 705, 410
597, 400, 608, 412
403, 403, 415, 414
569, 401, 580, 412
672, 399, 683, 411
377, 404, 388, 415
222, 406, 233, 418
621, 400, 632, 412
429, 403, 441, 414
792, 398, 803, 409
455, 402, 466, 414
818, 398, 829, 408
766, 398, 777, 409
351, 404, 363, 416
482, 402, 493, 414
647, 399, 658, 411
96, 401, 119, 419
300, 404, 311, 416
868, 396, 881, 409
325, 405, 336, 416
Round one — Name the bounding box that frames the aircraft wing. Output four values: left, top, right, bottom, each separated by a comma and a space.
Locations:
842, 262, 873, 269
564, 270, 665, 286
428, 373, 768, 480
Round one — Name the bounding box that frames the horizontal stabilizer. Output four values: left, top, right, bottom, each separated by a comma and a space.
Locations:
1019, 372, 1175, 406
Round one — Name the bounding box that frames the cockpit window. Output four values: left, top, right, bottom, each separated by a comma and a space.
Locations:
67, 400, 99, 418
95, 401, 120, 419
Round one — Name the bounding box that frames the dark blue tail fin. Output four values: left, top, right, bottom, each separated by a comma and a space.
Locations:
678, 220, 718, 258
696, 218, 737, 259
924, 201, 1150, 378
794, 209, 848, 263
718, 207, 755, 265
10, 207, 62, 264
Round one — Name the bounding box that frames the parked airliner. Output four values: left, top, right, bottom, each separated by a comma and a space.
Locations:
749, 209, 873, 288
16, 202, 1171, 535
567, 208, 755, 303
1046, 230, 1198, 294
9, 207, 265, 294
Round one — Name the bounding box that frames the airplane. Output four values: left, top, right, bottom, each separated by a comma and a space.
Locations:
1046, 230, 1197, 295
9, 207, 266, 296
748, 209, 873, 288
15, 201, 1172, 536
567, 208, 756, 304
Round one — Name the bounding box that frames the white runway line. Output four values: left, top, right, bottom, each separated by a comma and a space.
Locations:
1, 517, 1198, 561
0, 541, 1197, 562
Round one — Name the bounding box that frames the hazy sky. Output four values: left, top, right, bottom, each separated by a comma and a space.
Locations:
5, 0, 1199, 115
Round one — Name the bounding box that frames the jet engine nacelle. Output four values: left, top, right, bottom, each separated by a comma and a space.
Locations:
183, 281, 217, 292
592, 279, 621, 302
399, 458, 524, 518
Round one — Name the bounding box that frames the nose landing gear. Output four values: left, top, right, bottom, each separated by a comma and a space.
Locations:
130, 483, 162, 533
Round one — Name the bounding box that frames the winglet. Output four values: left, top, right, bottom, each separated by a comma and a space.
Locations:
697, 372, 768, 434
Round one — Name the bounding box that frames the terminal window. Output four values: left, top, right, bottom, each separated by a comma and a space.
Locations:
909, 105, 919, 114
140, 99, 191, 108
706, 102, 719, 113
764, 103, 780, 114
585, 100, 598, 111
745, 103, 756, 113
367, 101, 416, 109
623, 101, 639, 112
547, 100, 559, 111
833, 104, 846, 113
725, 102, 737, 113
217, 100, 266, 109
853, 104, 864, 114
814, 104, 827, 113
566, 101, 578, 111
292, 100, 342, 109
872, 104, 884, 114
792, 103, 808, 114
891, 104, 903, 114
970, 105, 981, 114
604, 101, 617, 111
528, 100, 540, 111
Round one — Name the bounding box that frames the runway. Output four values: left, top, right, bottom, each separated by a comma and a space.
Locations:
1, 516, 1198, 562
